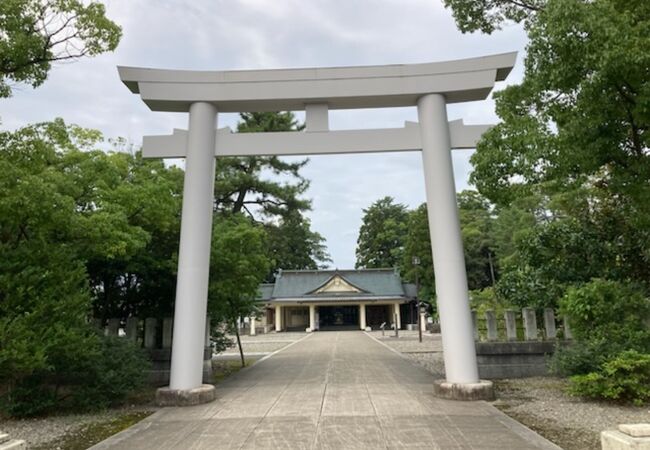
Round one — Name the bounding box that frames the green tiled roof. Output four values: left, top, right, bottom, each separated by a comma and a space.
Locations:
260, 268, 412, 301
258, 283, 275, 300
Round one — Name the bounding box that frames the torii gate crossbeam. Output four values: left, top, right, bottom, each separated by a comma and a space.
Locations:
119, 52, 516, 405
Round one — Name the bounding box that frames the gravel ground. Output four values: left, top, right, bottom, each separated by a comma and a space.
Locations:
0, 406, 155, 449
368, 330, 446, 376
374, 331, 650, 450
221, 332, 307, 355
494, 378, 650, 450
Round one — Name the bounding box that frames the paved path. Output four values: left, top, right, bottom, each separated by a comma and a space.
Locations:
92, 332, 561, 450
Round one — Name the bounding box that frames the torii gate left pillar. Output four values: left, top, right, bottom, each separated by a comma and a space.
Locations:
119, 52, 515, 405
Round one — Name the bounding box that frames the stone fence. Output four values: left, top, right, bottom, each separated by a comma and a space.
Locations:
472, 308, 572, 379
472, 307, 572, 342
94, 317, 213, 386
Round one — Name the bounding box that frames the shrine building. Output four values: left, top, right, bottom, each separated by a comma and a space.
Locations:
255, 269, 417, 332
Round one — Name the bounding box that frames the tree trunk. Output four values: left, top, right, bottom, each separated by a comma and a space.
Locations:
234, 324, 245, 367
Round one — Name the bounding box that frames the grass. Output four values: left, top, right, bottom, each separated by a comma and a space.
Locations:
32, 411, 153, 450
24, 359, 257, 450
212, 358, 258, 384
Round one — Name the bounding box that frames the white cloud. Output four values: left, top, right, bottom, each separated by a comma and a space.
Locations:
1, 0, 528, 268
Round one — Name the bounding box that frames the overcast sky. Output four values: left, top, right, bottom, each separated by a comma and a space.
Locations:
2, 0, 528, 269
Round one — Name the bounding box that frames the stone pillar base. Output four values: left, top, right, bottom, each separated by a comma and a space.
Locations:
602, 424, 650, 450
0, 432, 26, 450
156, 384, 216, 406
433, 379, 494, 401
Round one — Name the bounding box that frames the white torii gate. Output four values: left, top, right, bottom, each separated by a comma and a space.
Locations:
119, 52, 516, 404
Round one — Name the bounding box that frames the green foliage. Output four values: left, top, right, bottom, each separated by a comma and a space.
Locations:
444, 0, 650, 311
3, 334, 149, 417
0, 237, 148, 417
457, 191, 498, 291
551, 340, 615, 377
399, 191, 497, 306
356, 197, 409, 269
72, 336, 149, 410
209, 214, 271, 321
469, 0, 650, 208
443, 0, 544, 33
401, 204, 435, 302
0, 247, 95, 412
0, 0, 121, 97
208, 214, 271, 365
569, 351, 650, 405
0, 119, 185, 319
0, 114, 328, 413
469, 287, 507, 316
560, 279, 650, 349
0, 120, 168, 416
552, 280, 650, 376
210, 328, 234, 355
265, 211, 331, 279
215, 111, 309, 218
215, 112, 329, 273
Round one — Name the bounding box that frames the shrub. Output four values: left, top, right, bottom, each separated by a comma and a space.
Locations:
551, 339, 612, 376
560, 279, 650, 348
551, 279, 650, 377
72, 335, 150, 410
2, 333, 149, 417
569, 351, 650, 405
210, 327, 234, 355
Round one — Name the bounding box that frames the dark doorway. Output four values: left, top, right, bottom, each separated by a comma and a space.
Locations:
319, 305, 359, 331
365, 305, 391, 330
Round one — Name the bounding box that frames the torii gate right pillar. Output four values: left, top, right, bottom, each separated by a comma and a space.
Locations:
418, 94, 494, 400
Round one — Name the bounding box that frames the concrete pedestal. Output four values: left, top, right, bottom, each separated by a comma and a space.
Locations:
602, 424, 650, 450
433, 379, 494, 401
0, 433, 25, 450
156, 384, 216, 407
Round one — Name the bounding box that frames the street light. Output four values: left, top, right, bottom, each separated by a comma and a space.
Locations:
412, 256, 422, 343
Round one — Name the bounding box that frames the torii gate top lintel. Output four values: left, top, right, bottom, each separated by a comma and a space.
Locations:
118, 52, 516, 113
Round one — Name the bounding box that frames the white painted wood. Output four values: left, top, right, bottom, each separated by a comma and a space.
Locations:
169, 102, 218, 391
141, 120, 490, 159
418, 93, 479, 384
118, 53, 516, 112
305, 103, 329, 132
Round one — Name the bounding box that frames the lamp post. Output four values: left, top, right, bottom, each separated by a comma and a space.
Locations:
412, 256, 422, 343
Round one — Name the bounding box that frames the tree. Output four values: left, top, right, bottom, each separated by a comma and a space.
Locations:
214, 112, 310, 219
442, 0, 544, 34
0, 0, 121, 97
214, 112, 330, 272
208, 215, 270, 367
264, 211, 331, 280
400, 191, 497, 307
355, 197, 409, 269
457, 191, 497, 291
0, 120, 147, 416
401, 204, 435, 302
0, 119, 184, 320
445, 0, 650, 306
81, 149, 184, 319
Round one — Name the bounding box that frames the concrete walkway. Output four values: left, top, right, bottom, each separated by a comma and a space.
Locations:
92, 332, 562, 450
